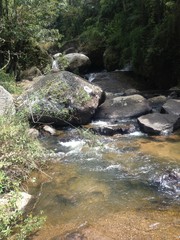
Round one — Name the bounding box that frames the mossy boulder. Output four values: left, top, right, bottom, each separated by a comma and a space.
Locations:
17, 71, 104, 126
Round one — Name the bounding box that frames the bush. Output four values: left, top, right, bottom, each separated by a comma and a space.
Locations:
0, 71, 21, 94
0, 113, 46, 239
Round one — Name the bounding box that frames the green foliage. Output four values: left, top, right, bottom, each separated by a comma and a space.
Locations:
56, 0, 179, 88
15, 212, 46, 240
0, 70, 22, 94
80, 25, 105, 51
0, 113, 46, 239
0, 113, 44, 185
0, 195, 45, 240
0, 0, 62, 76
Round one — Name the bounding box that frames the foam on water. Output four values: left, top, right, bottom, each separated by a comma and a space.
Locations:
59, 140, 85, 149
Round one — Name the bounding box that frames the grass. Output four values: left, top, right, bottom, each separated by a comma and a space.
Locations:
0, 113, 46, 240
0, 70, 22, 95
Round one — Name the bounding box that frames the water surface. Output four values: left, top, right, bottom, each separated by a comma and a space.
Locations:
29, 129, 180, 240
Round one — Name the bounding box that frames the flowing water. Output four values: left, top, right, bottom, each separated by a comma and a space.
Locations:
28, 126, 180, 240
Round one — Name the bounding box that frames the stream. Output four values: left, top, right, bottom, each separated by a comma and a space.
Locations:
28, 71, 180, 240
28, 125, 180, 240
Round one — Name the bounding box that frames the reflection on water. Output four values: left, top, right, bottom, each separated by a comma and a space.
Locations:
29, 130, 180, 240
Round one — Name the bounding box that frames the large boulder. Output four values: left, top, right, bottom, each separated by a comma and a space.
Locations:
63, 53, 91, 73
0, 86, 15, 116
138, 113, 179, 135
17, 71, 104, 126
95, 94, 151, 120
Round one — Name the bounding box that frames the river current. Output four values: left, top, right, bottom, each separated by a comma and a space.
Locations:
28, 125, 180, 240
27, 71, 180, 239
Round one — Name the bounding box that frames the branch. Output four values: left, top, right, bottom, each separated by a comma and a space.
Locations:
0, 50, 10, 71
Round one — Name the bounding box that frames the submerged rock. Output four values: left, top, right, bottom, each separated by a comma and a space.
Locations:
153, 170, 180, 196
51, 231, 86, 240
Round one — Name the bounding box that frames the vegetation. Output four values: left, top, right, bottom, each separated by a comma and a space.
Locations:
0, 1, 179, 237
1, 0, 179, 88
56, 0, 180, 89
0, 70, 21, 94
0, 113, 46, 239
0, 0, 62, 78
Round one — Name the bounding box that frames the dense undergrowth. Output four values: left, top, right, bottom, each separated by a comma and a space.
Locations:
0, 112, 46, 239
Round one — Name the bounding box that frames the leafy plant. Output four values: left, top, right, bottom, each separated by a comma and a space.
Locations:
0, 70, 22, 94
0, 193, 45, 240
0, 112, 46, 239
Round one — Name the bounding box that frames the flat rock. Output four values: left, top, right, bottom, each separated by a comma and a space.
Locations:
138, 112, 179, 135
162, 99, 180, 116
95, 94, 151, 120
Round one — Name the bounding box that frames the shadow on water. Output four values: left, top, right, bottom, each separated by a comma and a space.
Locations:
28, 129, 180, 240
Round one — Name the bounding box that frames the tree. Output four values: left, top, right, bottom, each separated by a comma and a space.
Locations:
0, 0, 62, 77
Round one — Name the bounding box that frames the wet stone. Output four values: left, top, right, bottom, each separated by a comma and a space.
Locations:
51, 231, 86, 240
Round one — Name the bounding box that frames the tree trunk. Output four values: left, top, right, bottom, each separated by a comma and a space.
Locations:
0, 0, 3, 17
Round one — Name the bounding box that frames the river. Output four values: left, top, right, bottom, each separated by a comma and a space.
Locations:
28, 124, 180, 240
27, 71, 180, 239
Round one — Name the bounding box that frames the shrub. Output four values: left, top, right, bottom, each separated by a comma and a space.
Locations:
0, 113, 46, 239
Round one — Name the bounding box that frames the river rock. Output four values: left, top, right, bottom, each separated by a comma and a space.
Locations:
137, 112, 179, 135
64, 53, 91, 72
17, 71, 104, 126
0, 192, 32, 211
95, 94, 151, 120
90, 122, 136, 136
27, 128, 40, 138
124, 88, 140, 96
148, 95, 167, 112
153, 169, 180, 196
161, 99, 180, 116
0, 86, 15, 116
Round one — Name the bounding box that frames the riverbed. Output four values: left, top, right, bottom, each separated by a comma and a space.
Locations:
28, 126, 180, 240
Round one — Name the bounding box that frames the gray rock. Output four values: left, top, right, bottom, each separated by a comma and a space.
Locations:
17, 71, 104, 126
124, 88, 140, 96
148, 95, 167, 112
138, 112, 179, 135
64, 53, 91, 72
91, 123, 136, 136
27, 128, 40, 138
95, 94, 151, 120
0, 192, 32, 211
162, 99, 180, 116
0, 86, 15, 116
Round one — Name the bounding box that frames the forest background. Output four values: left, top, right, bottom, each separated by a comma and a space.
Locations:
0, 0, 180, 89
